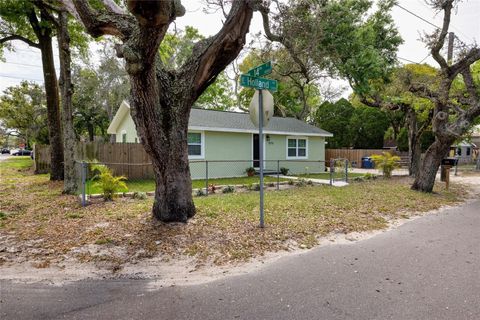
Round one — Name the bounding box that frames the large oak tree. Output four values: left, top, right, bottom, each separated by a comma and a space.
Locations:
64, 0, 257, 222
0, 0, 64, 180
410, 0, 480, 192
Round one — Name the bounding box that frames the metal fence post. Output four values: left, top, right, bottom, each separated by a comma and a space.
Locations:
205, 160, 208, 196
454, 156, 459, 176
277, 160, 280, 191
330, 158, 334, 186
345, 159, 348, 183
81, 161, 87, 207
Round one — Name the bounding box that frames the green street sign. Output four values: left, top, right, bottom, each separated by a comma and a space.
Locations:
240, 74, 278, 92
247, 61, 272, 77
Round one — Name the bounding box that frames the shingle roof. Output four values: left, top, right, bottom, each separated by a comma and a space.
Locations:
189, 108, 332, 137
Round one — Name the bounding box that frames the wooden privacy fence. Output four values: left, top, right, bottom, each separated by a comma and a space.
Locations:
326, 149, 408, 167
34, 144, 410, 178
34, 143, 155, 179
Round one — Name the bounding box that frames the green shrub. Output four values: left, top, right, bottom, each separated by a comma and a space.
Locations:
371, 152, 401, 178
364, 173, 377, 180
91, 164, 127, 201
196, 189, 206, 197
133, 191, 147, 200
245, 167, 256, 176
288, 180, 295, 185
295, 178, 308, 187
252, 183, 260, 191
222, 185, 235, 193
280, 167, 289, 175
267, 182, 275, 187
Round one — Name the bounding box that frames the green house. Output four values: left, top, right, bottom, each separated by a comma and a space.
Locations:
107, 101, 333, 179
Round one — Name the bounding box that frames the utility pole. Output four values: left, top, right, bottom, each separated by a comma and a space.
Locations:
447, 32, 454, 65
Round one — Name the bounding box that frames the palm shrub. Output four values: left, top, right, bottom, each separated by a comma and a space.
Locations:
91, 164, 128, 201
371, 152, 401, 178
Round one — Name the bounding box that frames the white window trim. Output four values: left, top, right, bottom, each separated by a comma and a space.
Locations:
188, 131, 205, 160
286, 136, 308, 159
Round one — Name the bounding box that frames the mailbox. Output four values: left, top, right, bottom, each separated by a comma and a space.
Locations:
441, 158, 457, 167
440, 158, 456, 184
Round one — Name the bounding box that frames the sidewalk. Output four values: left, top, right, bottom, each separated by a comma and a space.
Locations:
349, 167, 409, 176
275, 175, 349, 187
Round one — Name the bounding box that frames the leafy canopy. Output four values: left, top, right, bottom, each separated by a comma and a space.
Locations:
0, 81, 48, 146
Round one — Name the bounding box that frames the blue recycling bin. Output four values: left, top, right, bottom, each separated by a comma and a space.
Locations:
362, 157, 374, 169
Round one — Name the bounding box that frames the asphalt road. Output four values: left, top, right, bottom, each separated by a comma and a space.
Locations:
1, 198, 479, 320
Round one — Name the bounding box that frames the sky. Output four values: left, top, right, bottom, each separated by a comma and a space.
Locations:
0, 0, 479, 95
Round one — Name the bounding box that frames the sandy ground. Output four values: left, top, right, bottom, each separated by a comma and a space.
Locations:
1, 172, 478, 287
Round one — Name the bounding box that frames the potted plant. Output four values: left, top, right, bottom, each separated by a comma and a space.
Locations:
245, 167, 256, 177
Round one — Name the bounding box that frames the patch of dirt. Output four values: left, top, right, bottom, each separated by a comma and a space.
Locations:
1, 168, 478, 287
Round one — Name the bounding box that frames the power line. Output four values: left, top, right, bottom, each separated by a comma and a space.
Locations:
395, 3, 440, 30
395, 3, 474, 44
398, 56, 421, 64
418, 53, 431, 64
0, 61, 43, 68
414, 0, 475, 43
0, 74, 43, 81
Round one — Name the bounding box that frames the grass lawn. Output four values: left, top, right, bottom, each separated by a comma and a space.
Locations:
0, 156, 467, 269
85, 175, 289, 194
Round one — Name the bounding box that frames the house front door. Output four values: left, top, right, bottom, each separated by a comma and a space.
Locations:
253, 134, 260, 168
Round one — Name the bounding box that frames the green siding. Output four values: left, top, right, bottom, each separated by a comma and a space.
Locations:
190, 131, 252, 179
190, 132, 325, 179
112, 118, 326, 178
265, 135, 325, 174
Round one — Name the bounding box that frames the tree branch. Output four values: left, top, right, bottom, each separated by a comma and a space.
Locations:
102, 0, 125, 15
126, 0, 185, 27
430, 0, 452, 70
0, 34, 40, 48
460, 67, 479, 107
180, 0, 255, 102
68, 0, 134, 39
448, 48, 480, 80
259, 6, 311, 82
409, 82, 439, 101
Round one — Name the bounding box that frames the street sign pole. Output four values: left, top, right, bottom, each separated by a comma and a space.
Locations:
258, 89, 265, 228
240, 60, 277, 229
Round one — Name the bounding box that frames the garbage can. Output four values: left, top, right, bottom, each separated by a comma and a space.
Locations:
362, 157, 374, 169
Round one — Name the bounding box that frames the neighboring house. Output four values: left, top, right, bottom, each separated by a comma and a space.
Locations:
107, 101, 333, 179
450, 141, 477, 164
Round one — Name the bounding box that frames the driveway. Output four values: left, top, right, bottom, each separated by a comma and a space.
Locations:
1, 195, 479, 320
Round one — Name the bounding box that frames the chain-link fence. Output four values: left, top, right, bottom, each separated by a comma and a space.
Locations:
329, 158, 350, 185
76, 159, 351, 206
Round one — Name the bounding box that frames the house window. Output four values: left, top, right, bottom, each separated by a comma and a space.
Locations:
466, 147, 471, 156
188, 132, 203, 158
287, 137, 308, 159
456, 147, 462, 156
121, 130, 127, 143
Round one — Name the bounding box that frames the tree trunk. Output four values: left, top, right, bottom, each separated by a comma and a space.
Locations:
58, 11, 77, 194
38, 34, 64, 181
409, 138, 422, 177
128, 69, 195, 222
411, 138, 452, 192
88, 125, 95, 142
405, 109, 420, 177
